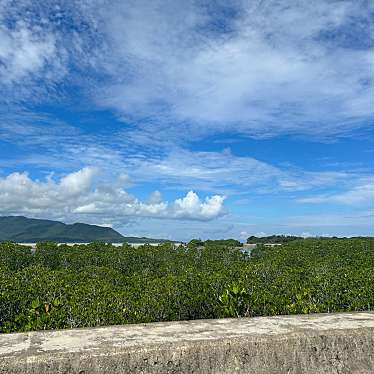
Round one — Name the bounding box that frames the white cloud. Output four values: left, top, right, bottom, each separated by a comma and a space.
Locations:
59, 167, 98, 195
173, 191, 226, 220
127, 148, 279, 192
0, 22, 57, 85
94, 0, 374, 139
0, 110, 359, 199
299, 177, 374, 206
126, 147, 352, 194
0, 112, 355, 196
0, 167, 225, 222
2, 0, 373, 138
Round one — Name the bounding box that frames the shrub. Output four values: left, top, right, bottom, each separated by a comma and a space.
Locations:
0, 238, 373, 333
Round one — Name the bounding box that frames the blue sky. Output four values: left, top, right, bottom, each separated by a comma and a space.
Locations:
0, 0, 374, 241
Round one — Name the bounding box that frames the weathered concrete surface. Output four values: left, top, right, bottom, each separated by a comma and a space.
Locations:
1, 312, 374, 373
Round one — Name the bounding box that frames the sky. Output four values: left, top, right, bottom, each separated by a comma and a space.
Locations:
0, 0, 374, 241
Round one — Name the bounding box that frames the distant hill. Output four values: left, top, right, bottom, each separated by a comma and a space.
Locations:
0, 216, 167, 243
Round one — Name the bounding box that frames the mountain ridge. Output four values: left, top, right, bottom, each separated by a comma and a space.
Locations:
0, 216, 167, 243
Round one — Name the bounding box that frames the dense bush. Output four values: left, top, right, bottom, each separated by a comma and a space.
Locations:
247, 235, 304, 244
0, 238, 373, 333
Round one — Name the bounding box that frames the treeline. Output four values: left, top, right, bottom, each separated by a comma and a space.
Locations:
246, 235, 304, 244
246, 235, 372, 244
0, 238, 373, 333
188, 239, 242, 248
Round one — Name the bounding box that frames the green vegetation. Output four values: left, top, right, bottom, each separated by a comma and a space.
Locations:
0, 216, 167, 243
0, 238, 373, 333
247, 235, 304, 244
205, 239, 242, 247
188, 239, 241, 248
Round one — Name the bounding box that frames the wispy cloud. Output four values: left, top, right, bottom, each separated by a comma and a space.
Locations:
299, 177, 374, 206
0, 22, 57, 84
95, 0, 374, 139
0, 113, 358, 196
125, 147, 353, 195
1, 0, 373, 138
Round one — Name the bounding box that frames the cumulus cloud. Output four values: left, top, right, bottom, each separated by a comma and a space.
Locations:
173, 191, 226, 220
0, 167, 225, 222
59, 168, 98, 195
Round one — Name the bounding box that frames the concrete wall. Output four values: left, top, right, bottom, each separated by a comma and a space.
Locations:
1, 312, 373, 373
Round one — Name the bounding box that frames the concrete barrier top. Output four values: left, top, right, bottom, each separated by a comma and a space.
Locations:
1, 312, 374, 373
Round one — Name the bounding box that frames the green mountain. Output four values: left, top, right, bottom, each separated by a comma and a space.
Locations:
0, 216, 165, 243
